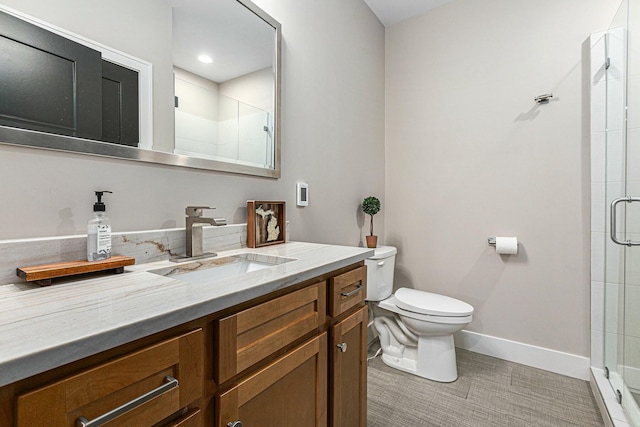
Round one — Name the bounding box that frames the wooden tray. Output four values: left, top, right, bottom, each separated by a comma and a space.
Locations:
16, 255, 135, 286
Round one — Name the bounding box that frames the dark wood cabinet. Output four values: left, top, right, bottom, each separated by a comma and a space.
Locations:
101, 60, 139, 147
0, 10, 139, 146
0, 10, 102, 140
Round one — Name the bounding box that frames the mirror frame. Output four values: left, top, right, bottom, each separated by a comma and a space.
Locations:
0, 0, 282, 178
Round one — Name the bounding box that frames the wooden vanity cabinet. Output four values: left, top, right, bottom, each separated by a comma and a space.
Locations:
15, 328, 204, 427
1, 261, 368, 427
330, 306, 368, 427
214, 263, 368, 427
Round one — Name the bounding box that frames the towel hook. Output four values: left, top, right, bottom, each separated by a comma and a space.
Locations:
534, 93, 553, 104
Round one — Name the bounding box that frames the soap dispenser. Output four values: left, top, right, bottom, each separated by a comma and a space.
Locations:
87, 191, 112, 261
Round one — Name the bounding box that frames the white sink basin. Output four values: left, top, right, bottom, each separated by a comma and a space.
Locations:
149, 253, 295, 285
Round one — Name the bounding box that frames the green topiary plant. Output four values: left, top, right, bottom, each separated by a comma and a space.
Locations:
362, 196, 381, 237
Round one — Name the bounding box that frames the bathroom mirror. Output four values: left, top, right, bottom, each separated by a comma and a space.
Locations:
0, 0, 281, 178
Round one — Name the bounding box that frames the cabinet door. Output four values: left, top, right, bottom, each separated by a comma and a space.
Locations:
16, 329, 203, 427
330, 306, 367, 427
0, 10, 102, 139
102, 60, 139, 147
217, 333, 327, 427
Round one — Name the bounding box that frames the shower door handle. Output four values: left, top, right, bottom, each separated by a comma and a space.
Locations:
610, 197, 640, 246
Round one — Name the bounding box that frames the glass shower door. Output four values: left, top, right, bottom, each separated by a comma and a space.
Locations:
605, 0, 640, 423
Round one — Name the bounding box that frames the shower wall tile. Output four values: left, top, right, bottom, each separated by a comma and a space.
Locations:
624, 285, 640, 338
591, 182, 606, 233
626, 75, 640, 129
622, 184, 640, 233
605, 282, 623, 335
591, 132, 606, 183
606, 129, 626, 184
591, 83, 606, 132
623, 335, 640, 392
607, 77, 627, 132
591, 329, 604, 369
604, 331, 621, 373
607, 181, 627, 234
622, 232, 640, 286
592, 280, 605, 333
606, 237, 626, 285
626, 128, 640, 182
592, 232, 606, 283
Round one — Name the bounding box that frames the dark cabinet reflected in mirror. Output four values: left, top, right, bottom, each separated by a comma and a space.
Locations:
0, 0, 281, 178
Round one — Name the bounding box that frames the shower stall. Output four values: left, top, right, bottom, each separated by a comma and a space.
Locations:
593, 0, 640, 424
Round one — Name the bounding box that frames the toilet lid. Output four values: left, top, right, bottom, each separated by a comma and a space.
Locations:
394, 288, 474, 316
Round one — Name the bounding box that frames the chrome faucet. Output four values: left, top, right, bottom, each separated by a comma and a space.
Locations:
185, 206, 218, 257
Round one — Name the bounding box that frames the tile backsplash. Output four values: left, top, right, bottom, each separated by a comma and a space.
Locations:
0, 224, 247, 286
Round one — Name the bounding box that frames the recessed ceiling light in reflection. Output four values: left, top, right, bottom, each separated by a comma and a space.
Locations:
198, 54, 213, 64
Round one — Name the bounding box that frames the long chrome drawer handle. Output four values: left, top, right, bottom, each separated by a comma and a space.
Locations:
76, 375, 179, 427
340, 284, 363, 298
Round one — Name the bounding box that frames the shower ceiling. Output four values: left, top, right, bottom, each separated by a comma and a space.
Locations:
363, 0, 456, 26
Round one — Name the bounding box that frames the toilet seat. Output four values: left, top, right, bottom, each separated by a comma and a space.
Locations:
379, 295, 473, 325
395, 288, 473, 317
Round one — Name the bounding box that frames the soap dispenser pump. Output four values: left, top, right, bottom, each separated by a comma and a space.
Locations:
87, 191, 112, 261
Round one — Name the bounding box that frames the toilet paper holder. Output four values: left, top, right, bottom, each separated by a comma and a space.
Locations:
488, 237, 519, 254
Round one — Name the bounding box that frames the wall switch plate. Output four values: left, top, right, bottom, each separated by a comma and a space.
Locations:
297, 182, 308, 206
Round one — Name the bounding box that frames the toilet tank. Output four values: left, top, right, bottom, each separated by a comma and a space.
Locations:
365, 246, 397, 301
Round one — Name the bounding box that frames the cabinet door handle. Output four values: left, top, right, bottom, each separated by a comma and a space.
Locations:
337, 342, 348, 353
340, 284, 363, 298
76, 376, 179, 427
228, 421, 243, 427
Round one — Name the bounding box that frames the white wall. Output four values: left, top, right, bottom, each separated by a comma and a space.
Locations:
385, 0, 620, 357
220, 67, 274, 114
0, 0, 385, 247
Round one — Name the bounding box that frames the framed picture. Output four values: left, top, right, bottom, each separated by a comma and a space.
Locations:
247, 201, 286, 248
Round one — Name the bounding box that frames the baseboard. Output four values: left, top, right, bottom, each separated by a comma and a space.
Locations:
454, 330, 590, 380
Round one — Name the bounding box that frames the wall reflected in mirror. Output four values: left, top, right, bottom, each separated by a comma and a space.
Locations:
0, 0, 281, 178
168, 0, 276, 169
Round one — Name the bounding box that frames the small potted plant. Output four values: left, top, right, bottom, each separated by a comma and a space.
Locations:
361, 196, 381, 248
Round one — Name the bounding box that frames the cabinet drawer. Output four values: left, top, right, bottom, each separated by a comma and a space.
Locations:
216, 281, 326, 383
16, 329, 203, 427
329, 266, 366, 318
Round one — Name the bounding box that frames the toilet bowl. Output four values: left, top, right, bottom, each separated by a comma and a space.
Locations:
366, 246, 474, 382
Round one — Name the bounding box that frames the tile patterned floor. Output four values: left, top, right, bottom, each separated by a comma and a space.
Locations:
367, 348, 604, 427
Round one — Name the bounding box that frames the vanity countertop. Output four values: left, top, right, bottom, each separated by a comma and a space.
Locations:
0, 241, 373, 387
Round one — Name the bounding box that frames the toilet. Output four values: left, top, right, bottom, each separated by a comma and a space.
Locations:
366, 246, 473, 382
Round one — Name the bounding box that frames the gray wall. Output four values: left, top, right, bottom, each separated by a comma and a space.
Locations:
384, 0, 620, 357
0, 0, 386, 247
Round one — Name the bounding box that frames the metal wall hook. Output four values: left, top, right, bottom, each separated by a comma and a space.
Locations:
534, 93, 553, 104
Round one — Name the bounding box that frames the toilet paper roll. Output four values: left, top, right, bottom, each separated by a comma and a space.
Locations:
495, 237, 518, 255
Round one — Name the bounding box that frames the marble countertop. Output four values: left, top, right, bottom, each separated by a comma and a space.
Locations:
0, 242, 373, 387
